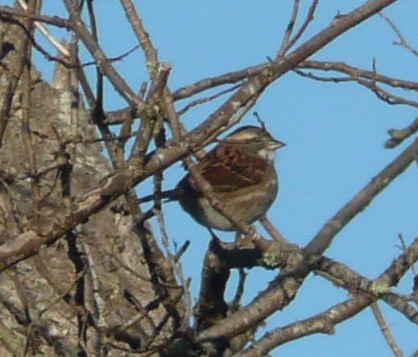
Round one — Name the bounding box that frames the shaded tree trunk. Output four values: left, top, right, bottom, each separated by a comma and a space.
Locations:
0, 18, 182, 356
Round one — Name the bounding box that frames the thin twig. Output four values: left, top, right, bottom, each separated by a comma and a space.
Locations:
398, 233, 417, 276
177, 83, 242, 116
0, 5, 70, 29
16, 0, 70, 56
173, 240, 190, 263
284, 0, 319, 55
295, 69, 418, 108
371, 302, 404, 357
277, 0, 300, 57
259, 216, 288, 245
379, 12, 418, 58
230, 268, 247, 312
80, 44, 140, 67
63, 0, 143, 108
277, 0, 319, 57
299, 60, 418, 91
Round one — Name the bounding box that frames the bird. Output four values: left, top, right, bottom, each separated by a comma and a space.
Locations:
139, 125, 285, 231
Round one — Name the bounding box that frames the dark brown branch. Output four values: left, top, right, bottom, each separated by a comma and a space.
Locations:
85, 1, 127, 171
196, 238, 231, 332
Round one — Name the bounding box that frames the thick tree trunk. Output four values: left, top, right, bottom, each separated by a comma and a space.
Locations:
0, 18, 178, 356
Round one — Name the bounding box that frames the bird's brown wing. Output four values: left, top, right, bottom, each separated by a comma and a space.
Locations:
191, 146, 267, 192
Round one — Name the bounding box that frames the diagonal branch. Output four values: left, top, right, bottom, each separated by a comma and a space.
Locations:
277, 0, 301, 57
63, 0, 143, 109
371, 303, 404, 357
0, 0, 400, 273
239, 235, 418, 356
197, 134, 417, 344
304, 137, 418, 255
238, 295, 373, 357
120, 0, 159, 71
386, 116, 418, 148
277, 0, 319, 57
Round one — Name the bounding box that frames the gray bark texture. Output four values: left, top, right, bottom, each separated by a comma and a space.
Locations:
0, 19, 177, 356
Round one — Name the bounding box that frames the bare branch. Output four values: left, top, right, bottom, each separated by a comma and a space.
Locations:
299, 60, 418, 91
239, 295, 372, 357
259, 216, 288, 245
197, 137, 418, 344
295, 67, 418, 109
240, 234, 418, 356
386, 116, 418, 148
380, 12, 418, 58
277, 0, 319, 57
383, 293, 418, 325
0, 0, 71, 57
63, 0, 143, 109
177, 84, 242, 116
277, 0, 300, 57
371, 303, 404, 357
0, 0, 400, 280
304, 137, 418, 255
285, 0, 319, 53
120, 0, 159, 72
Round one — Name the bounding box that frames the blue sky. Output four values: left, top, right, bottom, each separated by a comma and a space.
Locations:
25, 1, 418, 355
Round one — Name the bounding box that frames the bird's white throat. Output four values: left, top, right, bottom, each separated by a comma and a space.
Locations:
257, 148, 275, 163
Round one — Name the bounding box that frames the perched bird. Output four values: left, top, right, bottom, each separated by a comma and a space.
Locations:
140, 125, 285, 231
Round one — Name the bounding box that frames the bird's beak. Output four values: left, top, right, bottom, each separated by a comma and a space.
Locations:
270, 140, 286, 150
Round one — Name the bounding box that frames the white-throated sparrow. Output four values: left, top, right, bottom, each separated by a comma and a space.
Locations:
140, 125, 285, 231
